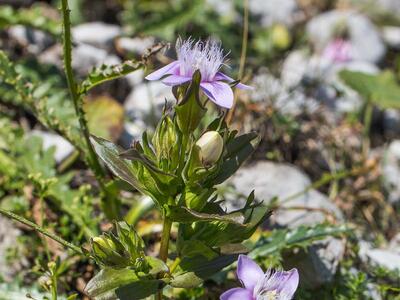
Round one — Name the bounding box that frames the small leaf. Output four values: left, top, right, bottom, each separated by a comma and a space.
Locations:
80, 61, 144, 95
164, 205, 244, 224
115, 279, 165, 300
249, 224, 348, 259
175, 71, 207, 134
213, 132, 259, 184
170, 254, 237, 288
84, 268, 139, 300
339, 70, 400, 109
90, 135, 144, 193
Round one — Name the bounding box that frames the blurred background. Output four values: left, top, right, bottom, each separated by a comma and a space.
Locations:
1, 0, 400, 299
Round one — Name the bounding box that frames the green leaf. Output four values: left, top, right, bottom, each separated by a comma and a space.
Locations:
79, 60, 144, 95
0, 52, 83, 149
115, 279, 165, 300
170, 254, 237, 288
164, 205, 244, 224
339, 70, 400, 109
84, 96, 124, 141
213, 132, 259, 184
90, 135, 144, 193
0, 5, 61, 36
175, 70, 206, 134
249, 224, 348, 259
179, 239, 218, 259
84, 268, 139, 300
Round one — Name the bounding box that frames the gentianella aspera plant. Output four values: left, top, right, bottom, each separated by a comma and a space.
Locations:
84, 37, 278, 299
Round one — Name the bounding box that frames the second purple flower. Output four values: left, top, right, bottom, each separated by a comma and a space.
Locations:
145, 38, 251, 109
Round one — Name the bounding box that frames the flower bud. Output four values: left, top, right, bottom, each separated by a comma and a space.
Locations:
196, 131, 223, 166
90, 222, 148, 270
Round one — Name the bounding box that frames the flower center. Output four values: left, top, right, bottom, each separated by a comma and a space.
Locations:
256, 289, 279, 300
176, 38, 224, 82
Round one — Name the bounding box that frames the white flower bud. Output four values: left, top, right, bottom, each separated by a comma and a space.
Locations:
196, 131, 223, 166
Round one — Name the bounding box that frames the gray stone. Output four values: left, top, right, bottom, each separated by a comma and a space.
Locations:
383, 26, 400, 49
389, 233, 400, 254
285, 237, 345, 288
72, 22, 121, 49
381, 140, 400, 204
8, 25, 54, 54
72, 43, 120, 75
115, 36, 155, 55
306, 10, 386, 64
359, 241, 400, 272
31, 130, 74, 163
383, 109, 400, 138
124, 81, 174, 125
226, 161, 343, 226
225, 161, 345, 287
249, 0, 301, 28
252, 71, 319, 116
0, 216, 24, 281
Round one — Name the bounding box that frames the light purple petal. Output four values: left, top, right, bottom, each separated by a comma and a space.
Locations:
162, 74, 191, 86
200, 81, 234, 109
236, 254, 264, 291
220, 288, 253, 300
276, 268, 299, 298
214, 72, 253, 90
145, 61, 180, 81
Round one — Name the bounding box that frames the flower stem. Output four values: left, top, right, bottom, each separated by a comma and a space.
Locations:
60, 0, 120, 220
159, 217, 172, 263
362, 100, 373, 158
0, 208, 83, 255
157, 216, 172, 300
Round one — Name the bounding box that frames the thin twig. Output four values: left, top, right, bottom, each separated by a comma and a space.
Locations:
226, 0, 249, 125
60, 0, 119, 220
0, 208, 83, 255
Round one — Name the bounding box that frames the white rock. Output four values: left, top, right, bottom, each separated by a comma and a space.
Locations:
31, 130, 74, 163
252, 71, 319, 116
383, 26, 400, 49
124, 81, 174, 124
8, 25, 53, 54
206, 0, 237, 20
226, 161, 345, 286
359, 241, 400, 271
389, 233, 400, 254
226, 161, 343, 226
381, 140, 400, 203
116, 36, 155, 55
383, 109, 400, 137
72, 22, 121, 48
306, 10, 386, 64
249, 0, 300, 28
0, 216, 23, 281
72, 43, 120, 75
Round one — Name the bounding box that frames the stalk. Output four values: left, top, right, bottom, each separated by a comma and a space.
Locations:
0, 208, 83, 255
60, 0, 120, 220
156, 217, 173, 300
362, 100, 373, 158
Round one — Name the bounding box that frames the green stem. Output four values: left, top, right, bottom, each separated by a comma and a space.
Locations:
280, 168, 357, 205
57, 149, 80, 173
159, 217, 172, 262
157, 216, 172, 300
0, 208, 83, 255
51, 277, 58, 300
362, 100, 373, 158
60, 0, 120, 220
169, 257, 181, 274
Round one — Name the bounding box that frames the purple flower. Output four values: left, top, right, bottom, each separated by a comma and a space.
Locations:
322, 38, 353, 64
145, 38, 251, 109
220, 255, 299, 300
